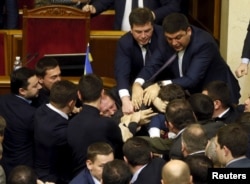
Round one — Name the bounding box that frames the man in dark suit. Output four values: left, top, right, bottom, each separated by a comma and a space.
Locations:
67, 74, 124, 176
202, 81, 242, 124
235, 21, 250, 78
70, 142, 114, 184
132, 13, 241, 110
82, 0, 181, 31
215, 123, 250, 168
34, 80, 78, 183
115, 7, 166, 114
0, 67, 42, 177
123, 137, 165, 184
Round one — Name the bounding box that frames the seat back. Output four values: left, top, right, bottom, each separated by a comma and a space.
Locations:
91, 10, 115, 30
0, 32, 8, 75
22, 5, 90, 68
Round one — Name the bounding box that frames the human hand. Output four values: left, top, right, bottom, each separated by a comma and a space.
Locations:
130, 108, 157, 125
235, 63, 248, 78
153, 97, 168, 113
143, 83, 160, 106
132, 83, 144, 110
121, 96, 134, 115
82, 4, 96, 13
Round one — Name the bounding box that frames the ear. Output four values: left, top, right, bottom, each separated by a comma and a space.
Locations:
213, 100, 221, 110
86, 159, 93, 170
187, 26, 192, 36
38, 76, 44, 84
123, 156, 128, 164
19, 88, 26, 96
223, 145, 230, 157
77, 90, 82, 101
189, 175, 193, 184
161, 179, 165, 184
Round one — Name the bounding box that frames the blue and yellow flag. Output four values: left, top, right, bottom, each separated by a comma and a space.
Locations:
84, 43, 93, 75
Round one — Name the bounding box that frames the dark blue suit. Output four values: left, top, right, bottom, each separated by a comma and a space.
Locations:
226, 157, 250, 168
242, 21, 250, 59
138, 26, 241, 104
115, 25, 165, 92
67, 104, 123, 176
69, 168, 95, 184
92, 0, 181, 29
0, 94, 35, 177
34, 104, 72, 183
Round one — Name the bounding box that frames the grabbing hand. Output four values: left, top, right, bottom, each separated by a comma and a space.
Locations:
132, 83, 144, 110
235, 63, 248, 78
143, 83, 160, 106
121, 96, 134, 115
82, 4, 96, 13
153, 97, 168, 113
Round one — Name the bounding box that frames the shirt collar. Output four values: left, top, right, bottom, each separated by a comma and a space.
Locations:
46, 103, 68, 120
218, 108, 230, 118
131, 164, 148, 183
15, 95, 32, 104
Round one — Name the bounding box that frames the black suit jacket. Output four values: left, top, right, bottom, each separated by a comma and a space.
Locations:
242, 21, 250, 59
0, 94, 35, 176
115, 25, 165, 92
226, 157, 250, 168
67, 104, 123, 176
34, 104, 71, 183
138, 26, 241, 104
133, 158, 165, 184
93, 0, 181, 29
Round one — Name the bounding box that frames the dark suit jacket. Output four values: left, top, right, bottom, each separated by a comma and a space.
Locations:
169, 131, 184, 160
115, 25, 165, 92
242, 21, 250, 59
0, 94, 35, 177
133, 157, 165, 184
34, 104, 72, 183
226, 157, 250, 168
138, 26, 241, 104
92, 0, 181, 29
69, 167, 95, 184
67, 104, 123, 176
219, 106, 242, 124
199, 119, 225, 139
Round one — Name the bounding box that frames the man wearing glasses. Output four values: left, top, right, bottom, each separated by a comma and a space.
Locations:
132, 13, 240, 109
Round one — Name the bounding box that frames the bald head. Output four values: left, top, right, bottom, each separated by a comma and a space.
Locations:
161, 160, 192, 184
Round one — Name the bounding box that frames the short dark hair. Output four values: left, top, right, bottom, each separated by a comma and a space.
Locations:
165, 99, 196, 130
162, 13, 190, 33
184, 155, 213, 184
217, 123, 248, 158
102, 159, 132, 184
158, 84, 185, 102
87, 142, 113, 162
129, 7, 154, 28
203, 80, 231, 108
35, 57, 59, 77
8, 165, 37, 184
10, 67, 36, 95
49, 80, 78, 108
123, 137, 151, 167
188, 93, 214, 121
78, 74, 103, 103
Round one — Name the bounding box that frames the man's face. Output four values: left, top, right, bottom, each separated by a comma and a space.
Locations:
131, 22, 154, 46
21, 75, 42, 99
87, 153, 114, 181
164, 27, 191, 52
100, 95, 118, 117
244, 96, 250, 112
215, 135, 226, 166
39, 65, 61, 91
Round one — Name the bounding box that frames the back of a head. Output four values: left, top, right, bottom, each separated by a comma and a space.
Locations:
182, 124, 208, 155
166, 99, 196, 130
217, 123, 248, 158
158, 84, 186, 102
49, 80, 78, 108
203, 81, 231, 108
102, 159, 132, 184
205, 137, 220, 167
10, 67, 36, 95
129, 7, 154, 27
8, 165, 37, 184
35, 57, 59, 77
162, 13, 190, 33
78, 74, 103, 103
162, 160, 192, 184
237, 112, 250, 133
185, 154, 213, 184
123, 137, 151, 167
188, 93, 214, 121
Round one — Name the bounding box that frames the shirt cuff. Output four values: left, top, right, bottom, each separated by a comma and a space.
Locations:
242, 58, 250, 64
134, 78, 145, 85
160, 80, 172, 86
118, 89, 130, 98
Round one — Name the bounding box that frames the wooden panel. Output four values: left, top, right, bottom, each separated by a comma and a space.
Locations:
90, 30, 126, 79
